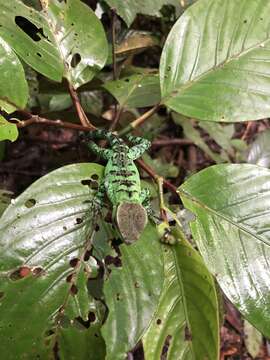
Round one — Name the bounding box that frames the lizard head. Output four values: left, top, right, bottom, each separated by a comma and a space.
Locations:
115, 202, 148, 244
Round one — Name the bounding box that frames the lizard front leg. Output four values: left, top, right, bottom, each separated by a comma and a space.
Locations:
126, 135, 151, 160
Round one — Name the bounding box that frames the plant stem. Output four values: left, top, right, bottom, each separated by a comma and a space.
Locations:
68, 83, 96, 129
16, 114, 94, 132
136, 158, 177, 194
118, 104, 160, 136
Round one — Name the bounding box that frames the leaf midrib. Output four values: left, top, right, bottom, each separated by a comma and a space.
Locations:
162, 34, 270, 103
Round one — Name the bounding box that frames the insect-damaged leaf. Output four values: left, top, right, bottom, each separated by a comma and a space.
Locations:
0, 0, 108, 87
103, 73, 161, 108
0, 163, 107, 358
47, 0, 108, 88
0, 0, 63, 81
179, 164, 270, 337
101, 224, 164, 359
160, 0, 270, 122
0, 38, 28, 113
143, 231, 219, 360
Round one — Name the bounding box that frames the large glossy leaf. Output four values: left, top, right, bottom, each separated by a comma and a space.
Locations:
247, 129, 270, 167
103, 73, 161, 108
143, 231, 219, 360
105, 0, 193, 26
0, 0, 63, 81
0, 163, 106, 358
101, 224, 164, 360
179, 164, 270, 337
0, 38, 28, 113
0, 0, 108, 87
0, 116, 19, 142
47, 0, 108, 88
160, 0, 270, 122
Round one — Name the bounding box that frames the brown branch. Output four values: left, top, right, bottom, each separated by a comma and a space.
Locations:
136, 158, 177, 194
68, 83, 96, 129
16, 114, 93, 132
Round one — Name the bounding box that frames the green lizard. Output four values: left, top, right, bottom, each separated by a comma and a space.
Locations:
84, 129, 153, 244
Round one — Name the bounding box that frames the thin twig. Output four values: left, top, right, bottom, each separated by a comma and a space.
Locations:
68, 83, 96, 129
118, 104, 160, 136
136, 158, 177, 194
109, 106, 123, 132
16, 114, 93, 132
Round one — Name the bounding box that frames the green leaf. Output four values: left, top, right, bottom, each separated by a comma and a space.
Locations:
0, 116, 19, 142
0, 163, 106, 358
103, 73, 161, 108
244, 320, 263, 359
179, 164, 270, 337
247, 129, 270, 167
142, 153, 179, 178
58, 324, 106, 360
101, 224, 164, 359
116, 31, 159, 57
47, 0, 108, 88
198, 121, 235, 156
173, 113, 227, 163
0, 0, 64, 81
0, 38, 28, 113
0, 0, 108, 87
143, 231, 219, 360
104, 0, 192, 26
160, 0, 270, 122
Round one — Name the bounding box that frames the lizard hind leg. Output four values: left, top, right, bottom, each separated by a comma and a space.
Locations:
116, 202, 148, 244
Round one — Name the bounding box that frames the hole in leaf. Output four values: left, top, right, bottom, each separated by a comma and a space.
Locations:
66, 274, 73, 282
70, 258, 79, 267
84, 250, 91, 261
116, 293, 121, 301
105, 255, 122, 268
95, 224, 100, 231
15, 16, 47, 42
10, 266, 31, 280
70, 284, 78, 295
156, 318, 162, 325
161, 335, 172, 358
44, 329, 55, 337
184, 325, 192, 341
63, 226, 67, 231
25, 198, 36, 208
89, 312, 96, 323
71, 53, 81, 68
94, 333, 99, 337
32, 266, 45, 277
168, 219, 176, 226
76, 217, 83, 224
91, 174, 99, 181
124, 78, 130, 82
37, 52, 42, 57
